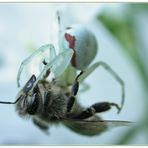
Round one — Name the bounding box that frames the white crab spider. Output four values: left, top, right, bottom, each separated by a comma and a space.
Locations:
17, 10, 125, 113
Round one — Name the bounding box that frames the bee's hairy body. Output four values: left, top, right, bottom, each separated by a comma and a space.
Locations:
14, 76, 111, 136
17, 80, 63, 118
35, 80, 69, 121
12, 71, 130, 136
16, 79, 84, 128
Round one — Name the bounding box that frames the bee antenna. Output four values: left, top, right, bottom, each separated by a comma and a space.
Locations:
0, 96, 22, 105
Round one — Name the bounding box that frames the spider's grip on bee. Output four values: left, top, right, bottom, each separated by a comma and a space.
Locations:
0, 9, 132, 136
71, 70, 84, 96
67, 71, 85, 112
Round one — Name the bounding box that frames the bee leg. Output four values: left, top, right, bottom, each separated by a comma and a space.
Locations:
71, 71, 84, 96
73, 102, 121, 119
41, 60, 51, 79
32, 117, 49, 134
67, 71, 84, 112
17, 44, 56, 87
67, 96, 76, 112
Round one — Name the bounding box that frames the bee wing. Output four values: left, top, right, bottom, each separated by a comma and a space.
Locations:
35, 49, 74, 83
63, 118, 132, 136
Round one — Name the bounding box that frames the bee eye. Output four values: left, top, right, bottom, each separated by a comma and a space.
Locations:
27, 93, 39, 115
23, 75, 36, 94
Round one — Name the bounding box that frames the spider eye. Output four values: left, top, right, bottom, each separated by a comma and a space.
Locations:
23, 75, 36, 94
27, 93, 39, 115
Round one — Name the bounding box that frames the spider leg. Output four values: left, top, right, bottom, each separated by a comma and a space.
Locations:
17, 44, 56, 87
56, 10, 64, 53
56, 10, 63, 36
79, 61, 125, 113
32, 49, 73, 89
79, 82, 90, 93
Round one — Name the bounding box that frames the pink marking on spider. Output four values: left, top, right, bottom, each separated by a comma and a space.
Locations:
65, 33, 76, 49
64, 33, 77, 67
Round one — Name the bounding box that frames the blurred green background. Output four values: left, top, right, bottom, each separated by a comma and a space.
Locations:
98, 3, 148, 144
0, 3, 148, 145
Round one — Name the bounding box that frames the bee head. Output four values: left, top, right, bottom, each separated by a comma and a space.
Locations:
16, 75, 41, 117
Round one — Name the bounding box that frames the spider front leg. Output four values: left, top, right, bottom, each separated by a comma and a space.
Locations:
17, 44, 56, 87
78, 61, 125, 113
32, 49, 74, 90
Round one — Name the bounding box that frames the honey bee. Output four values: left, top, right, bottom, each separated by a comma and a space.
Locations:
0, 11, 131, 136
